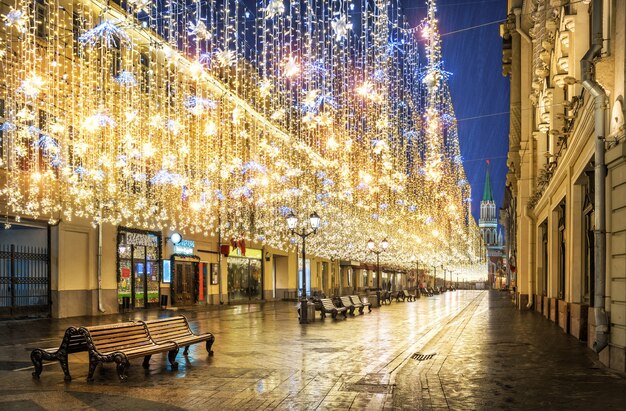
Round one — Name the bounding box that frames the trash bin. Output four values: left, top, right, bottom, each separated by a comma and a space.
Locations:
370, 292, 380, 308
307, 302, 315, 323
160, 295, 168, 309
121, 296, 131, 312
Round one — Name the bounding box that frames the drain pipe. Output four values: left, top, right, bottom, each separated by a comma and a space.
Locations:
524, 207, 536, 310
580, 0, 608, 353
96, 223, 106, 313
513, 8, 531, 44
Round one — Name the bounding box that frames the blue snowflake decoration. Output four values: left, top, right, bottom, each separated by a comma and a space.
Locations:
115, 71, 138, 87
79, 21, 131, 48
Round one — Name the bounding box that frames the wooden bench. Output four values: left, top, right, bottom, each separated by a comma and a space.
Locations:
79, 322, 178, 382
30, 326, 87, 381
350, 295, 371, 312
319, 298, 347, 319
141, 315, 215, 356
380, 291, 392, 304
402, 290, 416, 302
339, 296, 357, 315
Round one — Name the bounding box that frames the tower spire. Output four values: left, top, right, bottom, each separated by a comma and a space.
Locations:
483, 160, 494, 202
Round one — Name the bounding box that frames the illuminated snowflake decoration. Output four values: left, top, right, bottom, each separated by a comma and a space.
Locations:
283, 57, 300, 78
114, 71, 138, 87
198, 53, 212, 66
259, 79, 272, 97
79, 21, 131, 48
188, 20, 211, 41
18, 75, 46, 98
214, 49, 236, 67
128, 0, 152, 14
184, 96, 217, 115
2, 8, 27, 33
265, 0, 285, 19
303, 89, 320, 110
82, 110, 116, 132
331, 15, 352, 42
270, 109, 285, 121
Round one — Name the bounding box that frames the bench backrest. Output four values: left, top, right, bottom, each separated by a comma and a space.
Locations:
403, 290, 410, 297
320, 298, 336, 310
142, 316, 193, 344
83, 322, 154, 353
350, 295, 365, 305
340, 296, 353, 307
66, 331, 88, 353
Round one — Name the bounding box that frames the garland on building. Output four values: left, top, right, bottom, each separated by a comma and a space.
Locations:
0, 0, 486, 276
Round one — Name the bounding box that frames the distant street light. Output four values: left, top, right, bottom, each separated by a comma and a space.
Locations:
368, 238, 388, 306
287, 211, 321, 324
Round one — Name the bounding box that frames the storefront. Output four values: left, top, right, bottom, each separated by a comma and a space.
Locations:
168, 238, 202, 306
227, 247, 263, 303
116, 228, 161, 309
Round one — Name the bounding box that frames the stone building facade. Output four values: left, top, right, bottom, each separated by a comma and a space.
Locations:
502, 0, 626, 371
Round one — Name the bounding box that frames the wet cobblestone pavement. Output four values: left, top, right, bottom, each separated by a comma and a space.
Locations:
1, 291, 625, 410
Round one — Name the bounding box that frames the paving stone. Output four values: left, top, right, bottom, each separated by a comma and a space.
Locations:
1, 291, 625, 410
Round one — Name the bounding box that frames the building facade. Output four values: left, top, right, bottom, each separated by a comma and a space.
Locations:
502, 0, 626, 371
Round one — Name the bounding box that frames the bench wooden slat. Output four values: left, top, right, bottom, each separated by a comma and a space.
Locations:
141, 315, 215, 357
80, 322, 178, 383
319, 298, 347, 319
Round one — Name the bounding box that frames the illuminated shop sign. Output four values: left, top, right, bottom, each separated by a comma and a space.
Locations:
174, 239, 195, 255
121, 232, 159, 247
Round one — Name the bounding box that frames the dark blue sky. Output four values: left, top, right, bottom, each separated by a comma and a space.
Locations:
404, 0, 510, 224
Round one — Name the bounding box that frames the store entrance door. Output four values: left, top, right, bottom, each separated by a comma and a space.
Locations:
173, 261, 197, 306
227, 257, 262, 303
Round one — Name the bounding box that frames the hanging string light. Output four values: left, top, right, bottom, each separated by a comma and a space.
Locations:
0, 0, 485, 274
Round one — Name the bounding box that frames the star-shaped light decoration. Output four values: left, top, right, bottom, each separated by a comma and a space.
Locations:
303, 89, 320, 109
259, 79, 272, 97
331, 15, 352, 42
128, 0, 152, 14
215, 49, 236, 67
302, 112, 316, 128
265, 0, 285, 19
270, 109, 285, 121
18, 74, 45, 98
232, 106, 242, 125
316, 112, 333, 127
203, 120, 218, 137
188, 20, 211, 41
2, 8, 27, 33
283, 57, 300, 78
356, 80, 373, 97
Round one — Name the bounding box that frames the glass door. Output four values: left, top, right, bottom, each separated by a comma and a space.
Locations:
228, 257, 263, 303
173, 261, 197, 306
133, 246, 146, 308
249, 259, 262, 301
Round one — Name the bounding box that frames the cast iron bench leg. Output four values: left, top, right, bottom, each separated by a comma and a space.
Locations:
168, 349, 179, 369
142, 355, 151, 368
206, 338, 215, 356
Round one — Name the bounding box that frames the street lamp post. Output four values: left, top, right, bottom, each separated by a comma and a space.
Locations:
287, 211, 321, 324
368, 238, 388, 306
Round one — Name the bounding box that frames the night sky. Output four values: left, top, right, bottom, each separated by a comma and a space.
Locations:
403, 0, 510, 224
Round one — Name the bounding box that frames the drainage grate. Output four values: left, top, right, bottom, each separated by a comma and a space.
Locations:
411, 352, 436, 361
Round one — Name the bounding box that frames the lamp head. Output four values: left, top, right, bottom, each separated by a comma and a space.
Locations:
170, 232, 182, 245
286, 211, 298, 230
381, 238, 389, 250
367, 238, 375, 251
309, 211, 320, 230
